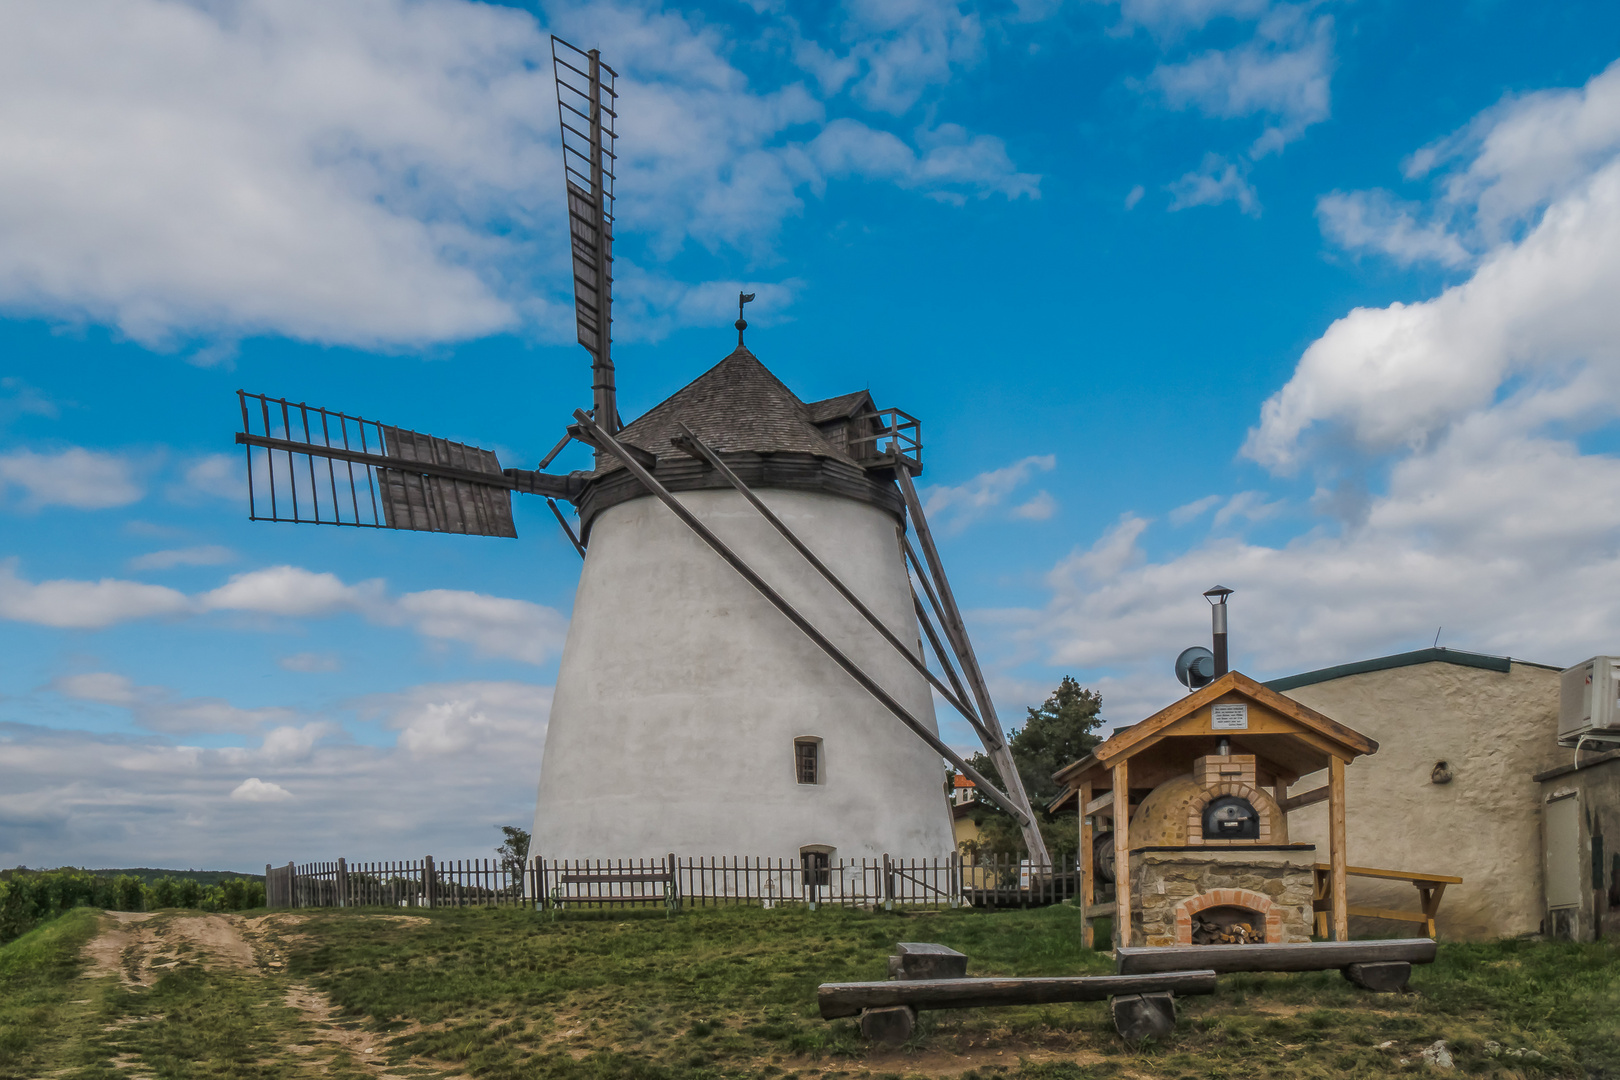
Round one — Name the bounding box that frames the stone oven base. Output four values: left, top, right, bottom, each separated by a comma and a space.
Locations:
1130, 846, 1316, 947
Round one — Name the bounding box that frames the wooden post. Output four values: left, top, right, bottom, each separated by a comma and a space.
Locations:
337, 858, 349, 908
1078, 781, 1094, 949
1112, 761, 1131, 948
1328, 757, 1348, 941
424, 855, 436, 910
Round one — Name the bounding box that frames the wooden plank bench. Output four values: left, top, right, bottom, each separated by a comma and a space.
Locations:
1313, 863, 1462, 938
819, 941, 1216, 1046
1117, 937, 1437, 992
550, 870, 677, 912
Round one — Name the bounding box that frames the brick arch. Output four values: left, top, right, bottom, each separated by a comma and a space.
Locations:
1184, 781, 1281, 846
1174, 888, 1282, 945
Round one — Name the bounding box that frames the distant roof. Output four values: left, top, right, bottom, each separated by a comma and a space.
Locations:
953, 773, 975, 788
1264, 647, 1562, 693
602, 347, 860, 472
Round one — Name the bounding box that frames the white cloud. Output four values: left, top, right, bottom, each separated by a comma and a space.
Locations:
1148, 6, 1333, 156
0, 676, 549, 867
1166, 153, 1259, 214
279, 651, 340, 673
230, 778, 292, 802
1248, 156, 1620, 470
53, 671, 141, 706
0, 557, 191, 628
1316, 190, 1472, 268
0, 448, 143, 510
1124, 184, 1146, 209
365, 680, 552, 759
801, 119, 1040, 204
52, 671, 301, 734
1168, 494, 1221, 526
1212, 490, 1285, 528
0, 378, 59, 425
839, 0, 985, 116
128, 545, 235, 571
1106, 0, 1272, 34
174, 454, 243, 502
1, 559, 568, 665
1024, 61, 1620, 727
1412, 57, 1620, 244
0, 0, 1035, 351
1012, 491, 1058, 521
392, 589, 570, 666
201, 565, 380, 618
922, 454, 1057, 533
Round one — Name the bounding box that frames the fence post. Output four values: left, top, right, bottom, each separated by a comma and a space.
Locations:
286, 861, 297, 908
337, 858, 349, 908
667, 852, 679, 912
424, 856, 436, 909
883, 854, 894, 911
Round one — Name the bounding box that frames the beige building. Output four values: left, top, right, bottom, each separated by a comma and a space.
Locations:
1269, 647, 1565, 940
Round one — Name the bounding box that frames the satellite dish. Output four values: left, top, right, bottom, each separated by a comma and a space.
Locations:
1176, 646, 1216, 690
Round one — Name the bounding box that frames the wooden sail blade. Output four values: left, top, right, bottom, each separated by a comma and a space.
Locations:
234, 390, 517, 538
552, 35, 619, 440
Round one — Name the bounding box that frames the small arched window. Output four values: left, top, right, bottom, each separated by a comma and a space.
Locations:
794, 737, 823, 785
800, 844, 834, 886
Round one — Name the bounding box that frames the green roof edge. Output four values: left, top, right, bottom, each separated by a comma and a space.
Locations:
1262, 647, 1558, 692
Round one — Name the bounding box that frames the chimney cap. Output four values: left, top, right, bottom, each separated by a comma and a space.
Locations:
1203, 585, 1234, 604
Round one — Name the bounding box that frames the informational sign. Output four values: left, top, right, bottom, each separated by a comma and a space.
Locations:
1211, 703, 1249, 730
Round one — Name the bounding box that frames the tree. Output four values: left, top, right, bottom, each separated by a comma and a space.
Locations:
496, 825, 531, 877
962, 676, 1104, 863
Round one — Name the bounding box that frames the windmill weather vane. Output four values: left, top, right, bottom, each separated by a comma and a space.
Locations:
736, 290, 755, 347
225, 37, 1055, 867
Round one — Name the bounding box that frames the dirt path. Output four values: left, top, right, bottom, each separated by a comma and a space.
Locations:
77, 911, 466, 1078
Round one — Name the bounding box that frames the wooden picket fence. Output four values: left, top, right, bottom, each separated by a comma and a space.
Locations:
264, 854, 1079, 911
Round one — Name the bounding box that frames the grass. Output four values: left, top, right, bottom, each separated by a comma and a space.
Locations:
2, 902, 1617, 1079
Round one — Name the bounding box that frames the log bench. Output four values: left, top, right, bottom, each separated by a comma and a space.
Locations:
819, 942, 1217, 1045
1116, 937, 1437, 992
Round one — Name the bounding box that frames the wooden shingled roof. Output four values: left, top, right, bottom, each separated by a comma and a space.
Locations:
1049, 670, 1378, 808
597, 346, 864, 473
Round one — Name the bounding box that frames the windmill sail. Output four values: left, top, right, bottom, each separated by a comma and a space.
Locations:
234, 391, 518, 538
551, 35, 619, 435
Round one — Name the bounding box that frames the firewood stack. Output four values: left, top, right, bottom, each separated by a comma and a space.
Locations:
1191, 919, 1265, 945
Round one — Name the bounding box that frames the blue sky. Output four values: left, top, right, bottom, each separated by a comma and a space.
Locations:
5, 0, 1620, 871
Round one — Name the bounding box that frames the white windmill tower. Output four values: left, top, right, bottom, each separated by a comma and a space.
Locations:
227, 37, 1051, 869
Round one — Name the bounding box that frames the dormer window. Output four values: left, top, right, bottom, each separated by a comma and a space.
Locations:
795, 737, 822, 784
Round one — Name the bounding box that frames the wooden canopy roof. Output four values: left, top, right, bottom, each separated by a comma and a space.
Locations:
1050, 670, 1377, 810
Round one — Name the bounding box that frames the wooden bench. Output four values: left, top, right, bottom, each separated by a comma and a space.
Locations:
550, 871, 677, 913
819, 942, 1216, 1045
1117, 937, 1437, 992
1313, 863, 1461, 938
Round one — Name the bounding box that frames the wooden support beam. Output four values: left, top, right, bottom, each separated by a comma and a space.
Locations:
1085, 790, 1115, 816
817, 971, 1218, 1019
1115, 937, 1435, 976
1079, 781, 1094, 949
895, 467, 1050, 867
571, 410, 1030, 825
1329, 755, 1349, 941
1279, 784, 1329, 814
1112, 759, 1131, 948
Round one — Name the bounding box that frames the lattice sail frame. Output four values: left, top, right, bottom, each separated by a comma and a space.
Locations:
235, 391, 518, 538
552, 35, 619, 430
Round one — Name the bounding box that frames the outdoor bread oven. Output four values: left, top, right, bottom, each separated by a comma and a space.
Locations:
1050, 671, 1378, 949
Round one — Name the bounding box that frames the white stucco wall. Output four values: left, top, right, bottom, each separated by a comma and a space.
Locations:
1283, 661, 1565, 940
532, 487, 957, 861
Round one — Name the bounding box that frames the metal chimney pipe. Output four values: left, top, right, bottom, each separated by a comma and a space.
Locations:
1204, 586, 1233, 676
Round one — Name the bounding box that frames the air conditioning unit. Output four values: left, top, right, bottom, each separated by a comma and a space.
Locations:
1559, 656, 1620, 745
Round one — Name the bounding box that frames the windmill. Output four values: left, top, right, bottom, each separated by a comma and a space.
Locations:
230, 37, 1052, 867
